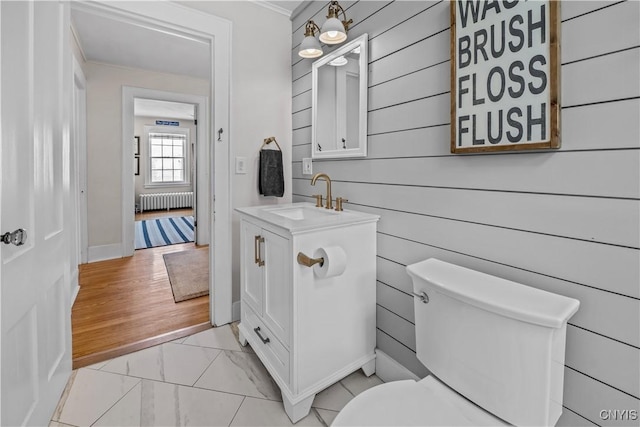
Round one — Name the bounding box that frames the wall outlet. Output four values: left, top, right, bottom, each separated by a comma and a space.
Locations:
235, 156, 247, 174
302, 158, 313, 175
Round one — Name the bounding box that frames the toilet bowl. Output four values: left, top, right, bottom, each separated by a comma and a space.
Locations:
332, 258, 580, 427
333, 376, 507, 426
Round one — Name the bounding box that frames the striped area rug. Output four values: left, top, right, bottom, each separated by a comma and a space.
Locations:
135, 216, 194, 250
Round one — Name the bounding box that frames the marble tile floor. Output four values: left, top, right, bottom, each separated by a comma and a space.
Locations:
52, 323, 383, 427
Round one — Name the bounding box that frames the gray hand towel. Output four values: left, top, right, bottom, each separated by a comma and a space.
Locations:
259, 149, 284, 197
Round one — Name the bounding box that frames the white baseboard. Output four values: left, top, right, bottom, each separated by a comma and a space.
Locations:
232, 300, 241, 322
70, 267, 80, 305
88, 243, 123, 263
374, 349, 421, 383
71, 284, 81, 305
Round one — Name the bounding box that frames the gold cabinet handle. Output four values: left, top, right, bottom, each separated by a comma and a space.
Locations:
297, 252, 324, 268
254, 235, 265, 266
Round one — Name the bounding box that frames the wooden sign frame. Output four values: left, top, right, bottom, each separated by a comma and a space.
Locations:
450, 0, 561, 153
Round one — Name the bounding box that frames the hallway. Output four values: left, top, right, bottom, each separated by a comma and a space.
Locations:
72, 241, 209, 368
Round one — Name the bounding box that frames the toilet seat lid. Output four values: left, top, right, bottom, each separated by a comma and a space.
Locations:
332, 376, 507, 426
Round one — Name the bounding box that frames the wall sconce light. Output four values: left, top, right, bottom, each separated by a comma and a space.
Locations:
320, 1, 352, 45
299, 20, 323, 58
329, 56, 348, 66
298, 1, 353, 59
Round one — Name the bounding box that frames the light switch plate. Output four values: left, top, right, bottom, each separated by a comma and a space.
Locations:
235, 156, 247, 174
302, 158, 313, 175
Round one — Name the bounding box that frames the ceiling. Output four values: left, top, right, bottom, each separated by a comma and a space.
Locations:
71, 7, 211, 80
71, 1, 303, 119
71, 1, 304, 80
134, 99, 195, 120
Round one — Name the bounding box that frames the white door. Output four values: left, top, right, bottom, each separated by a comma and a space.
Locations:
192, 104, 198, 244
1, 1, 73, 425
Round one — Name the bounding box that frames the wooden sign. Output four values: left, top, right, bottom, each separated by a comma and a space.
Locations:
451, 0, 560, 153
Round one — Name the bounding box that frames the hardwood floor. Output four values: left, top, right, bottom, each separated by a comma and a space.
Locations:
135, 207, 193, 221
72, 242, 210, 369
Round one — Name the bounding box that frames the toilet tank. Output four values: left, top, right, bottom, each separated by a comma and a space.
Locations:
406, 259, 579, 427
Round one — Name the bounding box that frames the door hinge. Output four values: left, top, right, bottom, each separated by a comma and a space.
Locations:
194, 220, 197, 227
194, 119, 197, 125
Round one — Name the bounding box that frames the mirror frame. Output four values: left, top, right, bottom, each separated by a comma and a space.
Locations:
311, 33, 368, 159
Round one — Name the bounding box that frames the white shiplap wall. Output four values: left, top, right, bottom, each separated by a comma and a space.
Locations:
291, 1, 639, 425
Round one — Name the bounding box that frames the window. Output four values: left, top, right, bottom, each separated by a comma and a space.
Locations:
149, 132, 188, 184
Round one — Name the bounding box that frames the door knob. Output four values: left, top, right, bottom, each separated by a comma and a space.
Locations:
1, 228, 27, 246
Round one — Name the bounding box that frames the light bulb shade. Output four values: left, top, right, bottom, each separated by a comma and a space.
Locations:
299, 35, 323, 58
320, 17, 347, 44
329, 56, 348, 66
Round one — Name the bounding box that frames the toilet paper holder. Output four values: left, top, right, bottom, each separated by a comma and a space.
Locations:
297, 252, 324, 268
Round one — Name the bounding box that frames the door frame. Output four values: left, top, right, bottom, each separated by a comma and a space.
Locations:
71, 55, 87, 306
72, 56, 88, 268
75, 1, 233, 326
123, 89, 209, 246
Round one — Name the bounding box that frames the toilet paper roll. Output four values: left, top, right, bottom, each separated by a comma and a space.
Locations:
313, 246, 347, 279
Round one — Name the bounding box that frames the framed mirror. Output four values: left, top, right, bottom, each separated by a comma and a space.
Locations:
312, 34, 368, 159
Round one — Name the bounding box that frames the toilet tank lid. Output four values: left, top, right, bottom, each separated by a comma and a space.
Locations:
406, 259, 580, 329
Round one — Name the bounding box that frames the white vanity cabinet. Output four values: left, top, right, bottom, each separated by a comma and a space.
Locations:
240, 220, 290, 346
236, 203, 379, 423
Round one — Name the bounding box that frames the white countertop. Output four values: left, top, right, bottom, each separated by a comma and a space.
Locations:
235, 202, 379, 234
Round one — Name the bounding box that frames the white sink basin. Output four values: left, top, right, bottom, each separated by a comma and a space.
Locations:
236, 203, 379, 233
268, 206, 338, 221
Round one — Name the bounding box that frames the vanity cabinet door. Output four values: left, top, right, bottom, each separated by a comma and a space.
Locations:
262, 229, 290, 346
241, 220, 263, 315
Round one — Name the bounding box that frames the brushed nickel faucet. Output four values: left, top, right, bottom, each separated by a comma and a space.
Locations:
311, 173, 333, 209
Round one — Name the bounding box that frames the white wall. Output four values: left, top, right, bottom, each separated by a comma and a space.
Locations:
180, 1, 293, 302
134, 116, 195, 200
292, 1, 639, 426
85, 62, 208, 247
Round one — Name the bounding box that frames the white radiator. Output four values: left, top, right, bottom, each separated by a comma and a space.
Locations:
139, 192, 193, 213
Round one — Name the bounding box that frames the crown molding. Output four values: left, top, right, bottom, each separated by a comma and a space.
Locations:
249, 0, 294, 17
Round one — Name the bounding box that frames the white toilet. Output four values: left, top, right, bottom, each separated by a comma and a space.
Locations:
333, 258, 580, 427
